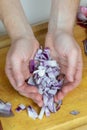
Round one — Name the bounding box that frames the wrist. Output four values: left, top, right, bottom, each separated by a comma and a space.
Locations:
0, 0, 34, 42
48, 21, 73, 35
48, 0, 79, 36
47, 25, 73, 37
11, 31, 35, 43
3, 17, 34, 42
11, 32, 37, 45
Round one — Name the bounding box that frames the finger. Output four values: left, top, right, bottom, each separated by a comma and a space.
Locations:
10, 57, 24, 87
22, 62, 30, 79
63, 53, 83, 93
18, 84, 39, 93
67, 49, 78, 82
55, 68, 81, 102
18, 83, 43, 107
54, 90, 66, 102
59, 63, 67, 74
29, 93, 43, 107
55, 54, 83, 102
5, 59, 19, 89
19, 91, 43, 107
5, 65, 17, 89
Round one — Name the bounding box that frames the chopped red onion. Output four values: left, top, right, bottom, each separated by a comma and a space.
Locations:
56, 105, 61, 111
27, 77, 36, 86
43, 94, 48, 106
0, 99, 14, 117
70, 110, 80, 115
16, 104, 26, 112
0, 101, 5, 109
80, 6, 87, 17
56, 100, 62, 111
27, 106, 38, 120
48, 89, 57, 95
44, 107, 50, 117
47, 96, 56, 113
27, 48, 64, 119
77, 12, 87, 21
38, 106, 45, 120
4, 102, 12, 112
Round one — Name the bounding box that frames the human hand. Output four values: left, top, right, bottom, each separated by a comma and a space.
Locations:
5, 36, 43, 107
45, 31, 83, 101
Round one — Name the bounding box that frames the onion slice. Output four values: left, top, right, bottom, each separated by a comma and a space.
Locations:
27, 106, 38, 120
0, 99, 14, 117
16, 104, 26, 112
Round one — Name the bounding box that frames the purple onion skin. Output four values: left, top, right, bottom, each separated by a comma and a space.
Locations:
16, 107, 21, 112
29, 60, 35, 73
28, 105, 32, 109
56, 106, 61, 111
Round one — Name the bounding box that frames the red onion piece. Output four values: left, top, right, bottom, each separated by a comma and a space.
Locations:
4, 102, 12, 112
27, 77, 36, 86
70, 110, 80, 115
38, 106, 45, 119
27, 48, 64, 119
0, 99, 14, 117
16, 104, 26, 112
80, 6, 87, 17
44, 107, 50, 117
27, 106, 38, 120
29, 60, 35, 73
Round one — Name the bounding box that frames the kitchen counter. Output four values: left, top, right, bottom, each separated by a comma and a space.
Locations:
0, 24, 87, 130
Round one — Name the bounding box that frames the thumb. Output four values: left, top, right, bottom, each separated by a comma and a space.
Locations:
11, 59, 24, 88
67, 50, 78, 82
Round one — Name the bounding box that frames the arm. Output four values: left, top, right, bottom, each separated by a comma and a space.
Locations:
45, 0, 82, 101
0, 0, 33, 41
0, 0, 43, 107
48, 0, 80, 33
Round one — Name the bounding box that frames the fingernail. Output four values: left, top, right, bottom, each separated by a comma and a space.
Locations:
69, 76, 73, 82
38, 102, 43, 107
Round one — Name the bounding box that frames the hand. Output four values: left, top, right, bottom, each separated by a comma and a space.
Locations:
45, 31, 83, 101
5, 36, 43, 107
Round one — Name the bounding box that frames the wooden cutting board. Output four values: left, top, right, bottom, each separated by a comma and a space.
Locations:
0, 25, 87, 130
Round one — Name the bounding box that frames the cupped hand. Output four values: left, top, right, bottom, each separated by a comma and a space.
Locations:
5, 36, 43, 107
45, 31, 83, 101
